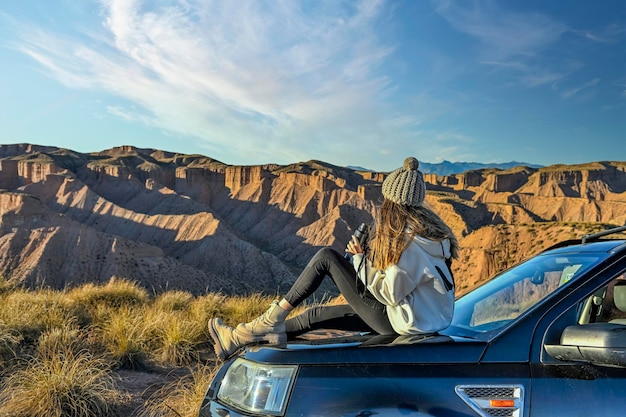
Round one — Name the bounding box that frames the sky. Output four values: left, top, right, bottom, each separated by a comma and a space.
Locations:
0, 0, 624, 172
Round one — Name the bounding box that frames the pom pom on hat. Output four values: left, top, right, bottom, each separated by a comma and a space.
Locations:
382, 157, 425, 207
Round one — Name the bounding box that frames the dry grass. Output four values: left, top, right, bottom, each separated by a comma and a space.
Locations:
154, 290, 194, 312
0, 275, 16, 295
37, 321, 91, 360
0, 288, 86, 343
0, 322, 22, 371
209, 293, 280, 327
0, 282, 329, 415
140, 306, 206, 367
139, 364, 217, 417
0, 349, 118, 417
97, 305, 150, 370
67, 278, 149, 314
187, 293, 228, 326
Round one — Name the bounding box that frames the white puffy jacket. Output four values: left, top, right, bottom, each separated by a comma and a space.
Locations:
352, 236, 454, 335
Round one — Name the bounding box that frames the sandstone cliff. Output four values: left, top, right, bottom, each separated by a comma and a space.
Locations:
1, 144, 625, 296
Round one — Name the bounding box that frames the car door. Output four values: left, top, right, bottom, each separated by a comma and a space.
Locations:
529, 266, 626, 416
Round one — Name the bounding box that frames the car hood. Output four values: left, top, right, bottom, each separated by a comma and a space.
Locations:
240, 332, 487, 365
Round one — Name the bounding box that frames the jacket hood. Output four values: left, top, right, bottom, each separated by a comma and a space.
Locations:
413, 236, 451, 259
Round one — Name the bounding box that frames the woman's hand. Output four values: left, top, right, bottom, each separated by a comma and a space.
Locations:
346, 235, 364, 255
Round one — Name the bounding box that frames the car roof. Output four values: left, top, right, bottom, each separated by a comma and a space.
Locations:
543, 239, 626, 256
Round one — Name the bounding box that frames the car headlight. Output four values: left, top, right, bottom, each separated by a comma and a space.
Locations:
217, 358, 298, 416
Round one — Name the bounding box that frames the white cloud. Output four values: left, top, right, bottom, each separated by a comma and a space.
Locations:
5, 0, 620, 169
6, 0, 408, 166
560, 78, 601, 99
575, 23, 626, 44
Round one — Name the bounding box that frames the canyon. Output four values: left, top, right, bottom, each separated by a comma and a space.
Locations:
1, 143, 625, 296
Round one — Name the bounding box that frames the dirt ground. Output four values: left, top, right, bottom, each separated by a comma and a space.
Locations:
112, 352, 216, 416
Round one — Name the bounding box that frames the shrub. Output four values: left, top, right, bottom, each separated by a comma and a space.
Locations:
67, 278, 149, 313
97, 305, 150, 370
154, 290, 194, 312
0, 322, 22, 371
0, 349, 120, 417
37, 321, 90, 360
0, 288, 86, 343
146, 309, 205, 366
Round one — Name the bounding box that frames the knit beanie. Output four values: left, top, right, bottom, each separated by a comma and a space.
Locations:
382, 157, 425, 207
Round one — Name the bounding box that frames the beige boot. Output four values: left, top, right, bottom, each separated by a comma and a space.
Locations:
236, 300, 288, 343
208, 318, 256, 361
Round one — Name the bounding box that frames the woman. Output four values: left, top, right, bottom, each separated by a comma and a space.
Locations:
208, 157, 459, 360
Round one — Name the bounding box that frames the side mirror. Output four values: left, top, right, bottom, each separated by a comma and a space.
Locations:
545, 323, 626, 368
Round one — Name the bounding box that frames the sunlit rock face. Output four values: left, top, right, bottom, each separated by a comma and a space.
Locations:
1, 144, 624, 295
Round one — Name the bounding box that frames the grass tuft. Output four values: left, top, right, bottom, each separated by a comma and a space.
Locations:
217, 293, 279, 327
187, 293, 227, 326
139, 364, 217, 417
154, 290, 194, 312
67, 278, 149, 312
0, 274, 17, 295
0, 321, 22, 371
0, 349, 120, 417
97, 305, 150, 370
148, 309, 206, 366
0, 288, 86, 343
37, 321, 90, 360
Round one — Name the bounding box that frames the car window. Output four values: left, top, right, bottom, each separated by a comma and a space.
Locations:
540, 271, 626, 363
582, 274, 626, 324
470, 271, 561, 328
449, 254, 602, 336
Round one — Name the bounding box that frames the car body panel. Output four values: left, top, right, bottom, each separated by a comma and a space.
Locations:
242, 334, 488, 365
529, 362, 626, 417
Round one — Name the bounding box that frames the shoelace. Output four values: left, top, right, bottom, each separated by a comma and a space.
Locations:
246, 302, 277, 327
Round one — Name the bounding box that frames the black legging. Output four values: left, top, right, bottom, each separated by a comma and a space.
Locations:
283, 247, 395, 338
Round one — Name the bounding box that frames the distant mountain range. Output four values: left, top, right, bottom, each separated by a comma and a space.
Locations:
414, 161, 543, 176
349, 161, 543, 176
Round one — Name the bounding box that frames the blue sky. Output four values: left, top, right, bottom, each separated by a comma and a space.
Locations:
1, 0, 624, 172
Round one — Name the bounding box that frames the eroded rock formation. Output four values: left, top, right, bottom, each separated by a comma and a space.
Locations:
1, 143, 625, 295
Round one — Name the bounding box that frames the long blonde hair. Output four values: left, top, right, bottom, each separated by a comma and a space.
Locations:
369, 199, 459, 270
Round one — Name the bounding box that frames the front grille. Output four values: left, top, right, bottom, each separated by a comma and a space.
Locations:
463, 387, 516, 398
486, 408, 516, 417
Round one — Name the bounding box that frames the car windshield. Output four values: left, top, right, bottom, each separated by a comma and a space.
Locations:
445, 252, 605, 338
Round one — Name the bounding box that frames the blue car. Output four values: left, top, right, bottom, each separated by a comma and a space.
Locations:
199, 226, 626, 417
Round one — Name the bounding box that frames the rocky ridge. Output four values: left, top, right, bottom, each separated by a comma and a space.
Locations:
1, 143, 625, 295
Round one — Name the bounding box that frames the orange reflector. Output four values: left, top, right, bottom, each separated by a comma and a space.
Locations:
490, 399, 515, 408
